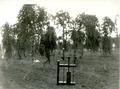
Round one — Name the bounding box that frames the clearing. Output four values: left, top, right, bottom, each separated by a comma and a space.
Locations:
0, 50, 119, 89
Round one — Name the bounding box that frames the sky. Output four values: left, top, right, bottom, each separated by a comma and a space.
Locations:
0, 0, 120, 44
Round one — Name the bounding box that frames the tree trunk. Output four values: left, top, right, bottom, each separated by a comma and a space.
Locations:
18, 48, 21, 59
45, 49, 50, 64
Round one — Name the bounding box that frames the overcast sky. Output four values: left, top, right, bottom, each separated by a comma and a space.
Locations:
0, 0, 120, 25
0, 0, 120, 44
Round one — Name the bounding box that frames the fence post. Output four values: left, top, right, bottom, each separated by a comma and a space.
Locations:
57, 60, 60, 85
67, 57, 71, 84
74, 57, 77, 64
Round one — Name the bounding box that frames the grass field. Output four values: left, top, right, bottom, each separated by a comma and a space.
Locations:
0, 49, 119, 89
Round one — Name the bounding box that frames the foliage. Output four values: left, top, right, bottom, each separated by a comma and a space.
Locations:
17, 4, 36, 58
102, 17, 115, 36
40, 26, 57, 63
55, 11, 71, 51
101, 36, 112, 54
101, 17, 115, 54
70, 19, 85, 58
70, 19, 85, 49
2, 23, 15, 58
35, 6, 48, 44
16, 4, 48, 58
41, 26, 57, 50
76, 13, 100, 51
55, 10, 71, 27
2, 4, 117, 60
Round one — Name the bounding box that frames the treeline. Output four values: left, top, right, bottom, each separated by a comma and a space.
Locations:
2, 4, 118, 62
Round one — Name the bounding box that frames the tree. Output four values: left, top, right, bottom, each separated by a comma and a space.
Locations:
35, 6, 48, 55
77, 13, 100, 52
54, 10, 71, 60
9, 24, 19, 57
17, 4, 48, 59
2, 23, 14, 58
17, 4, 36, 59
70, 19, 85, 58
40, 26, 57, 63
101, 17, 115, 54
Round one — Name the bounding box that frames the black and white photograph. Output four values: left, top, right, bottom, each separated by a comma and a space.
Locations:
0, 0, 119, 89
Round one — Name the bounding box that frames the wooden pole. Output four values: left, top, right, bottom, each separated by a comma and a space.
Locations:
63, 26, 65, 60
67, 57, 71, 84
57, 60, 60, 85
68, 57, 70, 72
73, 57, 76, 82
